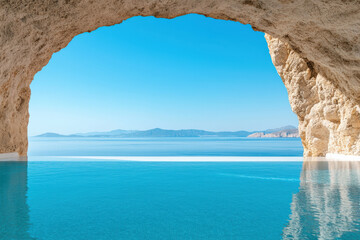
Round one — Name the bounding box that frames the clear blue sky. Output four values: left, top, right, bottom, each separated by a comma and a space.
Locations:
29, 14, 298, 136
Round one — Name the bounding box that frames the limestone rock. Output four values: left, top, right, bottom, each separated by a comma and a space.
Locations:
0, 0, 360, 156
266, 34, 360, 156
248, 132, 266, 138
248, 129, 299, 138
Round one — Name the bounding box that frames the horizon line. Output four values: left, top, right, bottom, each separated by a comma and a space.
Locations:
31, 125, 298, 137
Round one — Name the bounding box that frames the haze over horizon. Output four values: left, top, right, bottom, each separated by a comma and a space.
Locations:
33, 125, 298, 137
33, 125, 298, 139
29, 14, 298, 136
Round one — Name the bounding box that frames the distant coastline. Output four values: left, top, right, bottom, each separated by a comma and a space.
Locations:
34, 125, 300, 138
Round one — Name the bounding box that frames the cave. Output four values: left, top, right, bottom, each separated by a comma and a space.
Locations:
1, 0, 359, 157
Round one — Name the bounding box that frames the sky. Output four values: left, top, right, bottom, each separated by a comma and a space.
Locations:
29, 14, 298, 136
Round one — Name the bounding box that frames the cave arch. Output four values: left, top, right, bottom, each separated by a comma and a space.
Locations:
1, 0, 360, 157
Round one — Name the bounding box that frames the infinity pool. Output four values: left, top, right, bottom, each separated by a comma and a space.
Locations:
1, 158, 359, 240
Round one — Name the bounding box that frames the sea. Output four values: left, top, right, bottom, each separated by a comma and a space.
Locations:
28, 137, 303, 157
1, 137, 359, 240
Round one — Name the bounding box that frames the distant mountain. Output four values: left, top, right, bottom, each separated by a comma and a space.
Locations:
74, 129, 137, 137
263, 125, 297, 134
123, 128, 212, 137
248, 127, 299, 138
35, 132, 68, 137
34, 128, 253, 138
34, 126, 299, 138
120, 128, 253, 138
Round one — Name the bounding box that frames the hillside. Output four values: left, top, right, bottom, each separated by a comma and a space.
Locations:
247, 128, 299, 138
34, 126, 299, 138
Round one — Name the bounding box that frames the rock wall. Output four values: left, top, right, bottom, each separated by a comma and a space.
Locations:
266, 35, 360, 156
0, 0, 359, 156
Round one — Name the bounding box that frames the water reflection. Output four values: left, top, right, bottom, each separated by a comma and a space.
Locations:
2, 159, 360, 240
283, 160, 360, 239
0, 161, 34, 240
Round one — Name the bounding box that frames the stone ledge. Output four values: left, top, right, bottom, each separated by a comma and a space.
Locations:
326, 153, 360, 161
0, 152, 22, 161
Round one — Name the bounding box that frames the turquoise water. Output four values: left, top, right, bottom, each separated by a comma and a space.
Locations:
2, 139, 360, 239
1, 159, 360, 240
28, 137, 303, 156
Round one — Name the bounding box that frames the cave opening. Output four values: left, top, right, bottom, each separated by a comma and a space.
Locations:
27, 14, 301, 157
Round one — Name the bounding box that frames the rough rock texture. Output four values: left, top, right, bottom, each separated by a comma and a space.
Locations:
0, 0, 360, 156
266, 34, 360, 156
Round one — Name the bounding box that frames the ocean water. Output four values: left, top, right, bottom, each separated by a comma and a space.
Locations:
1, 160, 360, 240
2, 138, 360, 239
28, 137, 303, 156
